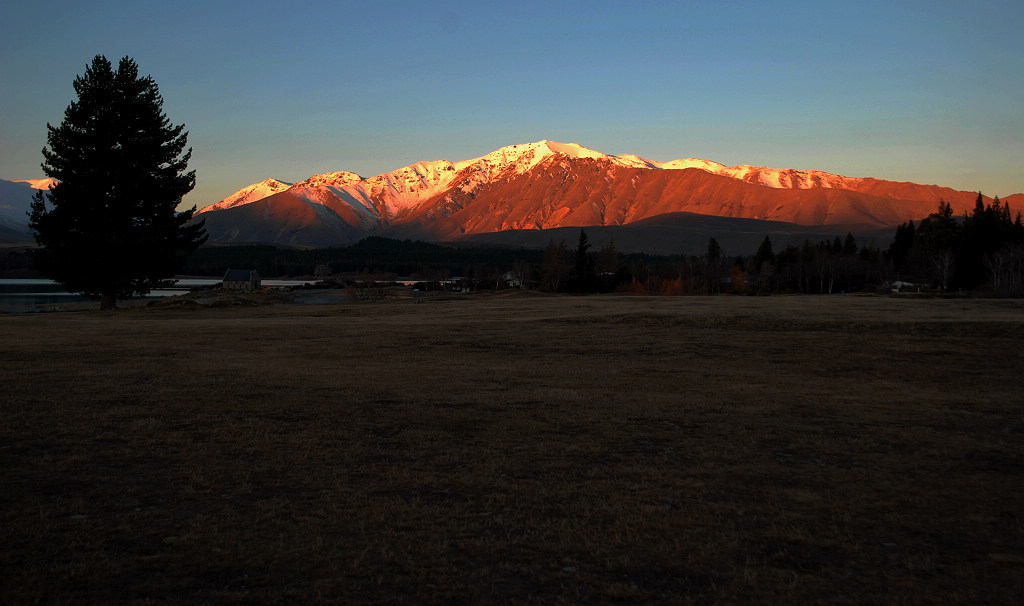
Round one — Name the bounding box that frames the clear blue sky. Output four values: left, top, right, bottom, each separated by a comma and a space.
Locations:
2, 1, 1021, 210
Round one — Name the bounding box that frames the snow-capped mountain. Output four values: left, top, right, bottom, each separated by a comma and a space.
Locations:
6, 142, 1020, 247
198, 141, 604, 221
202, 178, 293, 212
195, 140, 1019, 247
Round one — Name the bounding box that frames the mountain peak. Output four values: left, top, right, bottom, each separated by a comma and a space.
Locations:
295, 171, 364, 189
196, 178, 293, 214
451, 140, 609, 180
536, 140, 607, 159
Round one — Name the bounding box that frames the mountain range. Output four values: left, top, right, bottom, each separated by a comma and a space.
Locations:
193, 141, 1020, 252
4, 141, 1021, 254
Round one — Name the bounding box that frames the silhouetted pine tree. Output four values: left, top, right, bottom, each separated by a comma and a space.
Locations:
888, 220, 916, 271
843, 233, 858, 256
29, 55, 206, 309
568, 229, 597, 292
754, 236, 774, 272
705, 237, 724, 293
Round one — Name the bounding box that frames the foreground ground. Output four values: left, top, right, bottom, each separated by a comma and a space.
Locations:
2, 293, 1022, 604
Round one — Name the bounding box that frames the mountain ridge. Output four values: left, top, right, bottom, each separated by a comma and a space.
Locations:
4, 141, 1022, 250
197, 140, 881, 219
192, 140, 1024, 249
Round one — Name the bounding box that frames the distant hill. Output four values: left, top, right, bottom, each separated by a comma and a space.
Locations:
450, 212, 894, 256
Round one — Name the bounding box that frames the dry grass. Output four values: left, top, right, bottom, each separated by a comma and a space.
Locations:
2, 293, 1023, 604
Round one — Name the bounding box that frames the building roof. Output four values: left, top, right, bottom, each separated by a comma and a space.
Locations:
223, 269, 257, 282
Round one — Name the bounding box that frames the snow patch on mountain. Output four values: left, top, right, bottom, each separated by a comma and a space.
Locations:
364, 161, 463, 214
610, 154, 659, 169
280, 141, 621, 218
198, 178, 293, 214
609, 154, 859, 190
446, 142, 861, 191
289, 182, 381, 225
654, 158, 729, 172
294, 172, 363, 188
723, 166, 858, 189
13, 178, 57, 190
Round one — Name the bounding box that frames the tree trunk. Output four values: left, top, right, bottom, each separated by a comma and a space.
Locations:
99, 292, 117, 310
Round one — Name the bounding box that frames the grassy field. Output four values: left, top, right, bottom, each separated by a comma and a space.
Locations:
2, 292, 1023, 604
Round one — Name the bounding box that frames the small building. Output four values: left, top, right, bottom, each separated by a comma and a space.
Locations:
223, 269, 261, 292
441, 276, 469, 292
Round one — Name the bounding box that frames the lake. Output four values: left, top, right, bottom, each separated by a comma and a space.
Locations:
0, 278, 313, 311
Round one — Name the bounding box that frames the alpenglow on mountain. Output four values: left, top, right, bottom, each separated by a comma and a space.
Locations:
193, 140, 1017, 247
4, 141, 1017, 248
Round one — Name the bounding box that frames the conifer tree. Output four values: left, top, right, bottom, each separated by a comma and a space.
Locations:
843, 233, 858, 256
914, 201, 959, 290
29, 55, 206, 309
754, 236, 774, 271
569, 229, 597, 292
706, 236, 722, 262
705, 237, 724, 293
888, 220, 915, 270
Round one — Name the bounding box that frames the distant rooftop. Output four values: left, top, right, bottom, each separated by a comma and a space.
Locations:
223, 269, 257, 281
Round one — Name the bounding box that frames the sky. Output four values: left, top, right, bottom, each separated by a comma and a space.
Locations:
1, 1, 1022, 210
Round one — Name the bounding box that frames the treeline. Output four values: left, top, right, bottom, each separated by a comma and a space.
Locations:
531, 197, 1024, 296
5, 195, 1023, 296
888, 195, 1024, 295
743, 233, 886, 295
535, 230, 888, 295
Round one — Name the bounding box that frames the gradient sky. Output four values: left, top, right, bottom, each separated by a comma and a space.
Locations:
2, 1, 1022, 210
